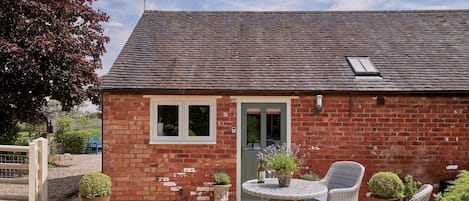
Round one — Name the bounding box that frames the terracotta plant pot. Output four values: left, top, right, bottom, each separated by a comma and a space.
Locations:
213, 184, 231, 201
80, 196, 110, 201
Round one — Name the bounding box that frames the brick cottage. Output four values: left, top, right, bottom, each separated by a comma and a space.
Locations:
101, 10, 469, 201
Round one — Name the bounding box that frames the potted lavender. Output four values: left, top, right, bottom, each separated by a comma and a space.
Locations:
257, 143, 298, 187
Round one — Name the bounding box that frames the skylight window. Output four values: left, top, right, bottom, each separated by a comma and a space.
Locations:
347, 57, 380, 76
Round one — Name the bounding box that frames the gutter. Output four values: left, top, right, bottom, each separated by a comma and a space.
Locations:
100, 88, 469, 96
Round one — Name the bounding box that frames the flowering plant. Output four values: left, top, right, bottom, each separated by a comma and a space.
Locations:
257, 143, 298, 175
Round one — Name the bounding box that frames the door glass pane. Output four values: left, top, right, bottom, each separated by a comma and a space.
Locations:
266, 108, 281, 146
157, 105, 178, 136
246, 108, 261, 149
189, 105, 210, 136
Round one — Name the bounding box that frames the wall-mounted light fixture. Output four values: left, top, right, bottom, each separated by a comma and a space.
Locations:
314, 95, 323, 114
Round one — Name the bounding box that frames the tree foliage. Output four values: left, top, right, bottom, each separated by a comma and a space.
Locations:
0, 0, 109, 124
0, 110, 19, 144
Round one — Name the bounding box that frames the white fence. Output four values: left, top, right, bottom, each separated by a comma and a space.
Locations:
0, 138, 48, 201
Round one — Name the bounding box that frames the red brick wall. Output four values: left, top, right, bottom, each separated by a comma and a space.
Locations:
103, 93, 469, 201
103, 94, 237, 201
291, 94, 469, 200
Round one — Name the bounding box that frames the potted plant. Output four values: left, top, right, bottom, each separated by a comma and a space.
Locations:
79, 172, 112, 201
368, 171, 404, 201
258, 143, 298, 187
403, 175, 421, 201
213, 172, 231, 201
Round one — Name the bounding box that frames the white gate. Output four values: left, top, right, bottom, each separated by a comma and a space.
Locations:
0, 138, 48, 201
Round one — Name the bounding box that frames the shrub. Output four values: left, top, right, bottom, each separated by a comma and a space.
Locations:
213, 172, 231, 185
0, 114, 19, 145
15, 137, 29, 146
62, 130, 93, 154
79, 173, 111, 198
301, 173, 319, 181
368, 172, 404, 199
437, 170, 469, 201
55, 114, 72, 143
403, 175, 422, 201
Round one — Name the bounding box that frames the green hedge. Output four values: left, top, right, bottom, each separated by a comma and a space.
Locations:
62, 129, 99, 154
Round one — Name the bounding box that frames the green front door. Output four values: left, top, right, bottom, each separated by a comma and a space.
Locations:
241, 103, 286, 200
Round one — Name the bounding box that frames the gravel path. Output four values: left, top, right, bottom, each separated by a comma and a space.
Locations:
0, 154, 101, 201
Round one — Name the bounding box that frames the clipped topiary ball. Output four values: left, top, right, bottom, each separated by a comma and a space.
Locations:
79, 172, 112, 198
369, 172, 404, 199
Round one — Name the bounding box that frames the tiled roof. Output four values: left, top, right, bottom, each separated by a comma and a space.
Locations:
102, 10, 469, 93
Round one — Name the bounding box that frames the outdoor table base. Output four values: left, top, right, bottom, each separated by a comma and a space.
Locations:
242, 178, 328, 201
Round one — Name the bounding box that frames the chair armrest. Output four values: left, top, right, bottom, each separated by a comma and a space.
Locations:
329, 186, 358, 194
328, 186, 360, 201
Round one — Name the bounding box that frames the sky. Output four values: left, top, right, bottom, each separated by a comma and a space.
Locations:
93, 0, 469, 76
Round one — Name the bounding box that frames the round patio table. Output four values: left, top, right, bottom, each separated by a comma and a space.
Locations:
242, 178, 328, 201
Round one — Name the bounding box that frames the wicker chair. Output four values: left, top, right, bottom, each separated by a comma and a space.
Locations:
409, 184, 433, 201
318, 161, 365, 201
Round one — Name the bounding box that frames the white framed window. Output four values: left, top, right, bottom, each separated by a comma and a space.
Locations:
149, 96, 217, 144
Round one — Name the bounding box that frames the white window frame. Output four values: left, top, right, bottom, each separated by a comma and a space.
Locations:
346, 56, 380, 76
149, 96, 217, 144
